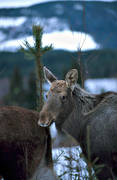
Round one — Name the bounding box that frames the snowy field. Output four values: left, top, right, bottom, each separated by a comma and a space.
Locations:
0, 0, 116, 52
0, 17, 26, 28
0, 30, 99, 52
52, 146, 88, 179
0, 8, 99, 52
85, 78, 117, 94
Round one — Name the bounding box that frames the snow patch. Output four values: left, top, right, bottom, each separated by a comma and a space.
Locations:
85, 78, 117, 94
0, 39, 22, 52
0, 17, 26, 28
0, 31, 6, 41
32, 17, 68, 33
0, 30, 99, 52
50, 123, 58, 139
42, 31, 99, 51
53, 146, 87, 179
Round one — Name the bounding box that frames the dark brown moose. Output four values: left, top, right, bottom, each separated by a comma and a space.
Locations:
0, 106, 53, 180
38, 67, 117, 180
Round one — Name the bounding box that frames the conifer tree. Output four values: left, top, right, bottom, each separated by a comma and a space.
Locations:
21, 25, 52, 111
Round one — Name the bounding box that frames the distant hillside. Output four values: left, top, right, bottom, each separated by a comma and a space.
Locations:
0, 1, 117, 49
0, 49, 117, 79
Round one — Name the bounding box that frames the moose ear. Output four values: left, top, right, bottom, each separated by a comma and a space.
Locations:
65, 69, 78, 91
43, 66, 57, 85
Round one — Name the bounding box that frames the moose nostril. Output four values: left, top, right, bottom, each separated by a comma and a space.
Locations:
38, 119, 50, 127
38, 120, 45, 127
39, 123, 49, 127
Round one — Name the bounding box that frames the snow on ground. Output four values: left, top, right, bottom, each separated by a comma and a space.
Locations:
0, 0, 117, 8
0, 17, 26, 28
32, 17, 69, 33
51, 123, 88, 179
0, 30, 99, 52
85, 78, 117, 94
52, 146, 88, 179
0, 31, 6, 41
42, 31, 99, 51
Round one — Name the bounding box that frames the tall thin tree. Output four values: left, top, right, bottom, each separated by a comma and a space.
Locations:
21, 25, 52, 111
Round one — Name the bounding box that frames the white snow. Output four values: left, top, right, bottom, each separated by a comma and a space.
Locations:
52, 146, 88, 179
0, 0, 117, 8
0, 39, 21, 52
32, 17, 69, 33
50, 123, 58, 139
0, 17, 26, 28
0, 31, 6, 41
85, 78, 117, 94
42, 31, 99, 51
0, 30, 99, 52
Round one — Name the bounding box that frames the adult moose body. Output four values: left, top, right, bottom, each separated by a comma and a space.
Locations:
0, 106, 53, 180
38, 67, 117, 180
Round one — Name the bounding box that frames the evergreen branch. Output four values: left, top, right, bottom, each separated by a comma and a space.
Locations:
41, 45, 53, 54
33, 25, 43, 50
22, 40, 36, 56
20, 47, 34, 60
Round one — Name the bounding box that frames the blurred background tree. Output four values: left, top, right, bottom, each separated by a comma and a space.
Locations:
26, 72, 37, 110
4, 66, 27, 107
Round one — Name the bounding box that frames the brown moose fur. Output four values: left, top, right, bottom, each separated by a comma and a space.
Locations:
0, 106, 52, 180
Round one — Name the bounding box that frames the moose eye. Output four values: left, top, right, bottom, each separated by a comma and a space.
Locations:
45, 94, 48, 99
62, 96, 66, 100
61, 95, 67, 102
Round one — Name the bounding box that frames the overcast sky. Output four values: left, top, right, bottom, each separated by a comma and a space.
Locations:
0, 0, 117, 8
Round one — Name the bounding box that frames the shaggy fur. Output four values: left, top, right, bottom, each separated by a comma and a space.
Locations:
0, 106, 52, 180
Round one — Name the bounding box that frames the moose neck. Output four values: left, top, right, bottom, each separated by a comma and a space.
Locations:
62, 85, 97, 142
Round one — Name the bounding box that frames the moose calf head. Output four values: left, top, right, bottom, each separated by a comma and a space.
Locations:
38, 67, 78, 127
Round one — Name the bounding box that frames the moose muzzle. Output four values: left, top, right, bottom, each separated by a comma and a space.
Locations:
38, 111, 55, 127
